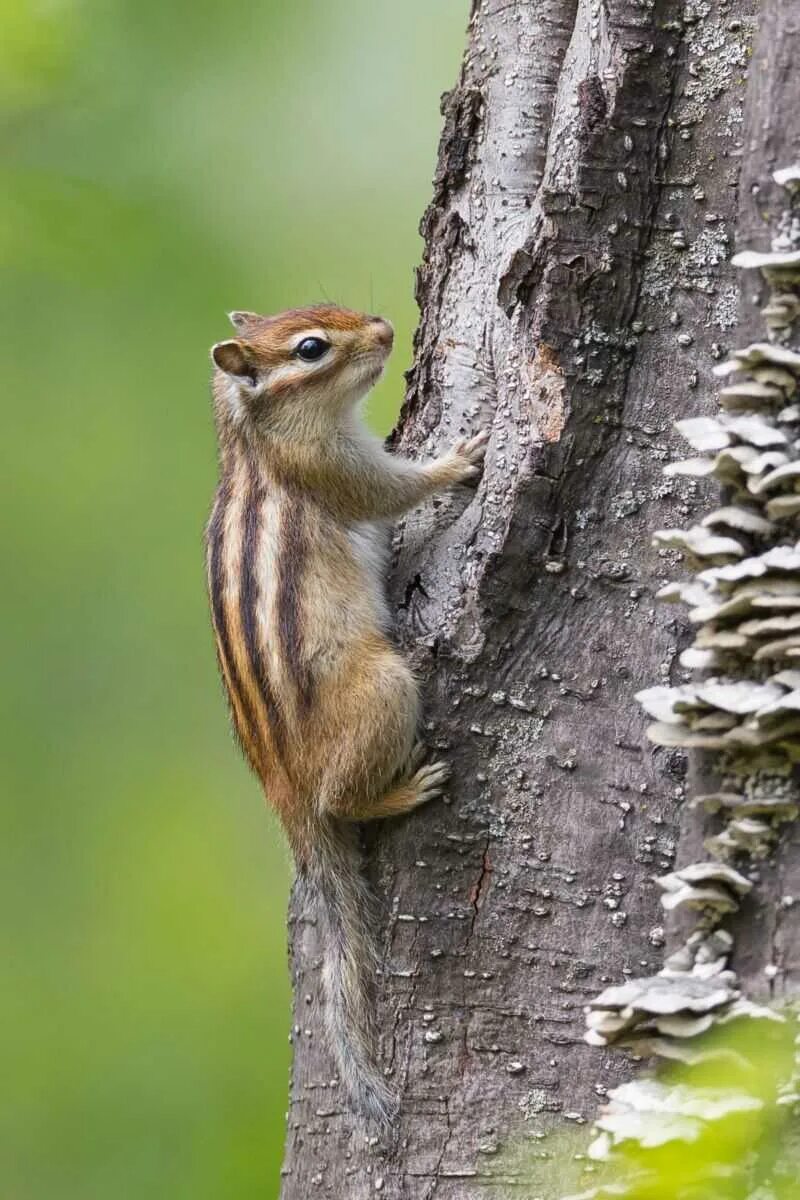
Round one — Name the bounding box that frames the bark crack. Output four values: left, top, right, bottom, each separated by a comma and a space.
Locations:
468, 833, 493, 942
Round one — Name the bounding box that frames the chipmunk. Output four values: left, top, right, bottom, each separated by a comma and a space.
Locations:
205, 304, 487, 1124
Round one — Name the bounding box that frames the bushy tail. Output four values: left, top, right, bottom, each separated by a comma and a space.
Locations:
301, 817, 398, 1126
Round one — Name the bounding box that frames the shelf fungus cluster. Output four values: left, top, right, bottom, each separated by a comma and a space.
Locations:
566, 168, 800, 1199
586, 923, 776, 1063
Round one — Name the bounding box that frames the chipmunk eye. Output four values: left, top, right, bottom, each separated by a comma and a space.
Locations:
295, 337, 330, 362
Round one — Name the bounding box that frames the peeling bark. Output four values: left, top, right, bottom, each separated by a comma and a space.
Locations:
278, 2, 786, 1197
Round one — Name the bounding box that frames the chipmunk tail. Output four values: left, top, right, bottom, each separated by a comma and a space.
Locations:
299, 817, 398, 1127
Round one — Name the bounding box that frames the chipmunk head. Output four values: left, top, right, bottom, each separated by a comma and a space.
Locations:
211, 304, 394, 433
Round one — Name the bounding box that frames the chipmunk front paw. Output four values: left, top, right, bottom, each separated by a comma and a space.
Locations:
449, 429, 490, 482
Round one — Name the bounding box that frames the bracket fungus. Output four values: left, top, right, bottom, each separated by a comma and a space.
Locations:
571, 167, 800, 1199
588, 1079, 763, 1160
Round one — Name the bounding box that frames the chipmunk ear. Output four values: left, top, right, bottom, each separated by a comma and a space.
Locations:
211, 339, 258, 385
228, 310, 260, 332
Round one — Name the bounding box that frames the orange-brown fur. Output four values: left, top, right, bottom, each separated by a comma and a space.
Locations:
205, 303, 487, 1123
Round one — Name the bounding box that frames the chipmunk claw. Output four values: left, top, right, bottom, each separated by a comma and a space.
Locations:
453, 429, 490, 466
410, 759, 451, 805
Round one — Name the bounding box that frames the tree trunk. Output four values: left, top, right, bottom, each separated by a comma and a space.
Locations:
673, 0, 800, 1004
280, 1, 795, 1197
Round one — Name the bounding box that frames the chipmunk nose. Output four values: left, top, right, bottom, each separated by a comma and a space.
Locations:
368, 316, 394, 348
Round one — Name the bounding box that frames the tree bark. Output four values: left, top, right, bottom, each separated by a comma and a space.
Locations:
730, 0, 800, 1002
672, 0, 800, 1004
279, 1, 790, 1197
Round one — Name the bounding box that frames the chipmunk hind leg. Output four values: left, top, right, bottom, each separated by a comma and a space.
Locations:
366, 758, 450, 818
312, 642, 449, 822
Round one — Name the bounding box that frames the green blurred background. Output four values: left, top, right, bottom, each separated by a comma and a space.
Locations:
1, 2, 465, 1195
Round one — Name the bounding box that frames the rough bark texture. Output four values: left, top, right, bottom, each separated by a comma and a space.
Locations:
674, 0, 800, 1004
279, 1, 791, 1197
